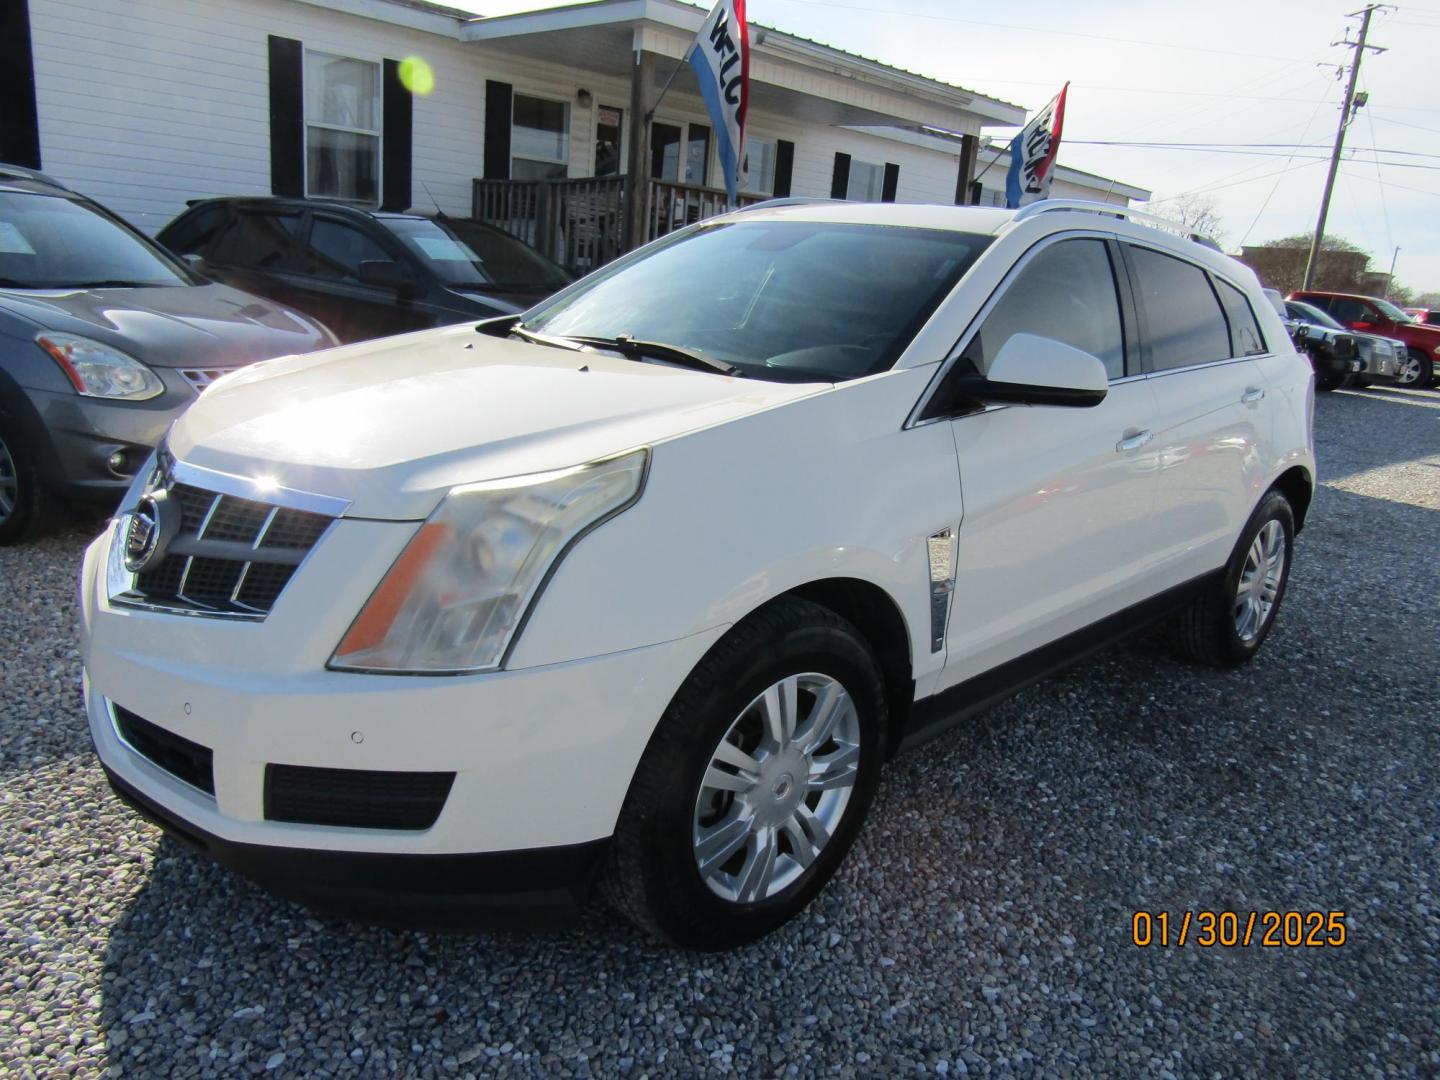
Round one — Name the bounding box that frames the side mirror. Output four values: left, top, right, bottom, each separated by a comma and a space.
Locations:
358, 259, 418, 297
939, 333, 1109, 412
181, 252, 208, 275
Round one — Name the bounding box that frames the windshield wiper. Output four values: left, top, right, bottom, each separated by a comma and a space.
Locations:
563, 334, 739, 376
508, 323, 588, 352
56, 279, 165, 289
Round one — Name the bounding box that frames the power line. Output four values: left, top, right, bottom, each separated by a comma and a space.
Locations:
1240, 93, 1331, 247
761, 0, 1316, 65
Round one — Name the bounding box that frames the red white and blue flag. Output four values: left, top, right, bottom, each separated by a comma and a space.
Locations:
688, 0, 749, 202
1006, 83, 1069, 209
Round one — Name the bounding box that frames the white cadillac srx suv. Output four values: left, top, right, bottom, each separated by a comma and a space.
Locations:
80, 201, 1316, 949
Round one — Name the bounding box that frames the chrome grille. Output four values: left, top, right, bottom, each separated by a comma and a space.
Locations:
118, 481, 334, 618
178, 367, 241, 394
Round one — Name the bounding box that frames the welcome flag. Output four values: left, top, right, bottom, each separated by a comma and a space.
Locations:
687, 0, 750, 202
1005, 83, 1069, 209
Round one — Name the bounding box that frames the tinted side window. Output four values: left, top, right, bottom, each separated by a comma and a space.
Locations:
210, 211, 301, 269
1127, 246, 1231, 372
161, 203, 230, 256
1217, 280, 1266, 356
302, 218, 393, 283
1330, 297, 1376, 324
961, 238, 1127, 380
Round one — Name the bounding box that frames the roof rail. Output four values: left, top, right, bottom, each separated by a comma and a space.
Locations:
735, 196, 843, 213
1010, 199, 1224, 251
0, 162, 68, 191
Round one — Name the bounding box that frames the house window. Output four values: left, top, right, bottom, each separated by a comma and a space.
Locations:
847, 159, 884, 202
743, 138, 776, 195
305, 51, 381, 203
651, 121, 711, 186
595, 105, 624, 176
513, 94, 569, 181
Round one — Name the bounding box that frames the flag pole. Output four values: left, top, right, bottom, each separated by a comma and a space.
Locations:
645, 49, 692, 122
970, 133, 1017, 190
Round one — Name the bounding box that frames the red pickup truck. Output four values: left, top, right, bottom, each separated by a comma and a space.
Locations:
1289, 290, 1439, 388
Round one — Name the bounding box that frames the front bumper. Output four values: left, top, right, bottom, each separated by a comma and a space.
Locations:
81, 524, 726, 924
103, 767, 608, 927
18, 374, 194, 502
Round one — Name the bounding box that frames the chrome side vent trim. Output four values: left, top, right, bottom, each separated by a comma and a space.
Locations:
927, 527, 956, 653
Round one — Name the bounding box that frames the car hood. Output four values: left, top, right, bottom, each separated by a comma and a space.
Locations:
168, 324, 829, 520
0, 282, 332, 367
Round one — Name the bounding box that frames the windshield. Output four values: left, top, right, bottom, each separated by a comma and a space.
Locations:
1372, 296, 1413, 322
383, 217, 571, 292
1287, 301, 1344, 330
0, 191, 189, 289
522, 220, 992, 382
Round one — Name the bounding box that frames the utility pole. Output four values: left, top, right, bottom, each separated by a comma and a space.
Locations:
1384, 245, 1400, 300
1302, 5, 1388, 290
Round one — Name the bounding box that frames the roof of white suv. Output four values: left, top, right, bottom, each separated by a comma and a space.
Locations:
722, 199, 1251, 286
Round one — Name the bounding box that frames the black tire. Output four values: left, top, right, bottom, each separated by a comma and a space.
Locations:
605, 597, 887, 950
1352, 375, 1374, 388
1314, 372, 1349, 392
0, 421, 48, 546
1170, 489, 1295, 667
1396, 348, 1434, 389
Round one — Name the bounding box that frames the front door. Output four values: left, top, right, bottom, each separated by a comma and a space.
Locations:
935, 235, 1160, 688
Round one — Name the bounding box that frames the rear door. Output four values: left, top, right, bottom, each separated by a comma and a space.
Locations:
934, 233, 1161, 687
1123, 243, 1271, 589
201, 206, 306, 306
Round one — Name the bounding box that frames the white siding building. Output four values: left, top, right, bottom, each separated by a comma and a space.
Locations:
3, 0, 1147, 268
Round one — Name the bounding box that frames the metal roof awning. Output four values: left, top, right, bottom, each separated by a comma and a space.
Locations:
460, 0, 1028, 133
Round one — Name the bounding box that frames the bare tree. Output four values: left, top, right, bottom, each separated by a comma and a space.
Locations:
1153, 194, 1226, 243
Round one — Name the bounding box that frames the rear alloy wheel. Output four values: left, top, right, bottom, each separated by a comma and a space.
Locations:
1395, 348, 1432, 388
1170, 489, 1295, 666
606, 597, 886, 949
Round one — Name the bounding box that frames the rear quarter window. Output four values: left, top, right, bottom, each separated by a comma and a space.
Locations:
1216, 280, 1267, 356
160, 203, 230, 256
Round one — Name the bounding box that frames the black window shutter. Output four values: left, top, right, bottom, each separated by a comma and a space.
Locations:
0, 0, 42, 169
381, 59, 412, 211
773, 139, 794, 198
484, 80, 513, 180
830, 152, 851, 199
267, 36, 304, 197
881, 162, 899, 203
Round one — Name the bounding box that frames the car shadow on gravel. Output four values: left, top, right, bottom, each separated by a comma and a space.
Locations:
92, 486, 1438, 1076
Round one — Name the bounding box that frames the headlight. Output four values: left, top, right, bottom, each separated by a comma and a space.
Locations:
330, 449, 648, 674
37, 333, 164, 401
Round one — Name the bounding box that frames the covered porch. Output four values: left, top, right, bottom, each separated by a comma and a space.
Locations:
459, 0, 1024, 272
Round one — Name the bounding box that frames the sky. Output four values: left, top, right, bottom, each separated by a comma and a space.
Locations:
466, 0, 1440, 294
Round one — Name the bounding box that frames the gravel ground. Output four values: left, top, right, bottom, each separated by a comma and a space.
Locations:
2, 386, 1437, 1079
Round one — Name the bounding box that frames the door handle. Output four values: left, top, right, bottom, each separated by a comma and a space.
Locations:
1242, 386, 1265, 403
1116, 429, 1154, 453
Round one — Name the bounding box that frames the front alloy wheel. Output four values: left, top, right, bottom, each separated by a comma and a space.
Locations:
1395, 348, 1432, 388
607, 597, 886, 949
0, 425, 46, 546
0, 435, 18, 526
693, 673, 861, 904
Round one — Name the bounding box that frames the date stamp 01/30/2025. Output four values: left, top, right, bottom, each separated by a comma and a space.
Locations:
1131, 911, 1348, 949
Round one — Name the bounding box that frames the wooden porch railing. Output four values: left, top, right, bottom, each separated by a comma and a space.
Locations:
472, 176, 763, 274
646, 179, 763, 241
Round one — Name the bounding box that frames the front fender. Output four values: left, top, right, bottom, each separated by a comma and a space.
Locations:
506, 364, 961, 685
